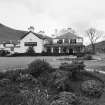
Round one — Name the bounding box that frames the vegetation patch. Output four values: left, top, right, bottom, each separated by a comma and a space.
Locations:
81, 80, 104, 97
0, 59, 104, 105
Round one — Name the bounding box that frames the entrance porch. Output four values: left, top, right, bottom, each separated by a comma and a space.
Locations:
45, 45, 83, 55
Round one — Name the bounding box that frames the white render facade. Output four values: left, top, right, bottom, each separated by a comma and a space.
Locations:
0, 27, 84, 55
0, 26, 50, 54
14, 32, 45, 53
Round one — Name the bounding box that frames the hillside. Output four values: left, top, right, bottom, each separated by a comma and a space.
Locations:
0, 23, 27, 42
87, 41, 105, 53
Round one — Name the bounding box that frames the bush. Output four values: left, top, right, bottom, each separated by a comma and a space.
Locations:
0, 75, 48, 105
0, 93, 27, 105
0, 50, 10, 56
21, 87, 49, 105
50, 99, 69, 105
59, 60, 85, 80
75, 53, 85, 57
16, 73, 37, 83
58, 92, 78, 104
3, 69, 30, 82
38, 72, 54, 87
59, 60, 85, 71
78, 96, 96, 105
0, 72, 6, 79
0, 78, 11, 87
50, 91, 78, 105
81, 80, 103, 97
83, 54, 92, 60
3, 70, 21, 81
51, 70, 70, 91
28, 59, 53, 77
26, 46, 35, 55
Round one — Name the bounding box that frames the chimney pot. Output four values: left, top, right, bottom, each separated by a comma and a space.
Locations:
28, 26, 34, 32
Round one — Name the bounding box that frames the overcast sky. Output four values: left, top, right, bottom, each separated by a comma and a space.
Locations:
0, 0, 105, 44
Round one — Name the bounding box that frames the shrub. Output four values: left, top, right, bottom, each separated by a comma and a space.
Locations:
59, 60, 85, 71
0, 93, 27, 105
3, 70, 21, 81
50, 99, 69, 105
51, 70, 70, 91
58, 91, 77, 104
78, 96, 96, 105
0, 50, 10, 56
26, 46, 35, 55
72, 60, 85, 70
83, 54, 92, 60
21, 87, 49, 105
50, 91, 78, 105
3, 69, 30, 82
75, 52, 85, 57
0, 72, 6, 79
59, 60, 85, 80
81, 80, 103, 97
28, 59, 53, 77
38, 72, 54, 87
0, 78, 11, 87
0, 81, 48, 105
16, 73, 37, 82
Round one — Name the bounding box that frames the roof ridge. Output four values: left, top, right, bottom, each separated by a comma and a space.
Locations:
55, 32, 82, 39
20, 31, 52, 40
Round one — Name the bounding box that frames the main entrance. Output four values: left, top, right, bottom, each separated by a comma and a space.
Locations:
69, 48, 73, 54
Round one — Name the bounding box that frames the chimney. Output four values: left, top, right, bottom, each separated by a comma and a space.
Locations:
67, 28, 72, 32
28, 26, 34, 32
38, 30, 45, 35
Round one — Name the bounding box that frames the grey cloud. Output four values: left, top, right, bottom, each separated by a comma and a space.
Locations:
1, 0, 105, 35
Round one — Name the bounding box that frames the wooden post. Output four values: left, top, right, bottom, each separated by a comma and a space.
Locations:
59, 47, 61, 53
51, 47, 54, 53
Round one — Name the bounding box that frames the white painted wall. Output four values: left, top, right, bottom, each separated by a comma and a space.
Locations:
0, 44, 4, 49
76, 38, 83, 43
53, 39, 59, 44
5, 44, 14, 47
14, 32, 44, 53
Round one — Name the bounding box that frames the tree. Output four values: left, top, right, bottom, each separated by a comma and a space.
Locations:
59, 27, 76, 35
28, 59, 53, 77
86, 28, 103, 54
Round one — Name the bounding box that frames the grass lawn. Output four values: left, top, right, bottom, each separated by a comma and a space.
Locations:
0, 56, 70, 71
0, 53, 105, 72
84, 53, 105, 70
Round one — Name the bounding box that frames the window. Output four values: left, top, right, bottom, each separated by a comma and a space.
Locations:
64, 39, 69, 44
70, 39, 76, 44
57, 39, 63, 44
24, 42, 37, 46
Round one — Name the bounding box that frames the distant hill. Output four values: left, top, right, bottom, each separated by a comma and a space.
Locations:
87, 41, 105, 53
0, 23, 27, 42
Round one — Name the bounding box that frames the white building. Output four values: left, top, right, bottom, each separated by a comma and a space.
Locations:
0, 26, 51, 54
44, 32, 84, 54
0, 26, 84, 55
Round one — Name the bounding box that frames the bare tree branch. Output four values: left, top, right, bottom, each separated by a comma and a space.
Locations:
86, 28, 103, 53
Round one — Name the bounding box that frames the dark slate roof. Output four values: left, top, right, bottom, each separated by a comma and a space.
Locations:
0, 23, 52, 42
20, 31, 52, 40
0, 23, 28, 42
55, 32, 82, 39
